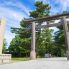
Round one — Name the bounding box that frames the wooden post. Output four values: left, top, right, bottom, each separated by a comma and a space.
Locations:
30, 22, 36, 60
62, 17, 69, 60
0, 18, 6, 54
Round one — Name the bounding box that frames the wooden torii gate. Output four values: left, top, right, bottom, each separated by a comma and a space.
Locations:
24, 13, 69, 60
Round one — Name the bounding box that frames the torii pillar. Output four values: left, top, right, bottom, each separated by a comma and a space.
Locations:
0, 18, 6, 54
62, 17, 69, 60
30, 22, 36, 60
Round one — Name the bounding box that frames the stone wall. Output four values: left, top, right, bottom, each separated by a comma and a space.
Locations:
0, 54, 11, 64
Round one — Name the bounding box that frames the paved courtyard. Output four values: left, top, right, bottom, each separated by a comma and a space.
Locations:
0, 57, 69, 69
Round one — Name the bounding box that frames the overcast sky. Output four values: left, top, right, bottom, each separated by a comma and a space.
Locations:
0, 0, 69, 47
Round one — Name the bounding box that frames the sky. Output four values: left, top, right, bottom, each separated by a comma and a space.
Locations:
0, 0, 69, 47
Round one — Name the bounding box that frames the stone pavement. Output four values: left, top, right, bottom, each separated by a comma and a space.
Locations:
0, 57, 69, 69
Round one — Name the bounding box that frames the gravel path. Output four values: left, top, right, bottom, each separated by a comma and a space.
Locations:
0, 57, 69, 69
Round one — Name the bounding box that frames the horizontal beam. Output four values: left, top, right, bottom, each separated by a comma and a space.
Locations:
37, 21, 69, 28
24, 13, 69, 23
36, 22, 62, 29
25, 23, 61, 29
24, 21, 69, 30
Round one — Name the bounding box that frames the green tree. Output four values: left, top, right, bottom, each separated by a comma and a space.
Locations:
9, 1, 53, 57
37, 28, 53, 56
53, 25, 66, 57
9, 20, 31, 57
30, 1, 50, 18
9, 36, 31, 57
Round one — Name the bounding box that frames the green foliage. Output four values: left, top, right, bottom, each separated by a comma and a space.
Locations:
9, 36, 31, 57
53, 25, 66, 57
12, 57, 30, 62
30, 1, 50, 18
37, 28, 53, 56
9, 17, 32, 57
11, 20, 31, 38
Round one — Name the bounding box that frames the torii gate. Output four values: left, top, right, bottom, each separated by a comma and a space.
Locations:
24, 13, 69, 60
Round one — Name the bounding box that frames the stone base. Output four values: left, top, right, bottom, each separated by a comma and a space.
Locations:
30, 51, 36, 60
0, 54, 11, 64
67, 50, 69, 60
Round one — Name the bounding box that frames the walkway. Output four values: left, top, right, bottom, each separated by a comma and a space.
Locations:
0, 57, 69, 69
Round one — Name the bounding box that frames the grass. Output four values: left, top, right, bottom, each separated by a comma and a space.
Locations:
11, 57, 30, 63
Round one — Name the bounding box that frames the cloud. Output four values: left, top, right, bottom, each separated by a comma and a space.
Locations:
55, 0, 69, 11
0, 1, 31, 27
0, 6, 24, 27
0, 0, 30, 16
0, 7, 22, 19
0, 6, 23, 46
0, 0, 31, 47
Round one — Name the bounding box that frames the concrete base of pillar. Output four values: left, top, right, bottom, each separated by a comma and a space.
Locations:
67, 50, 69, 60
0, 54, 11, 64
30, 51, 36, 60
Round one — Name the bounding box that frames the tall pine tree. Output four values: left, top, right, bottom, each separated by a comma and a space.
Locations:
9, 1, 53, 57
